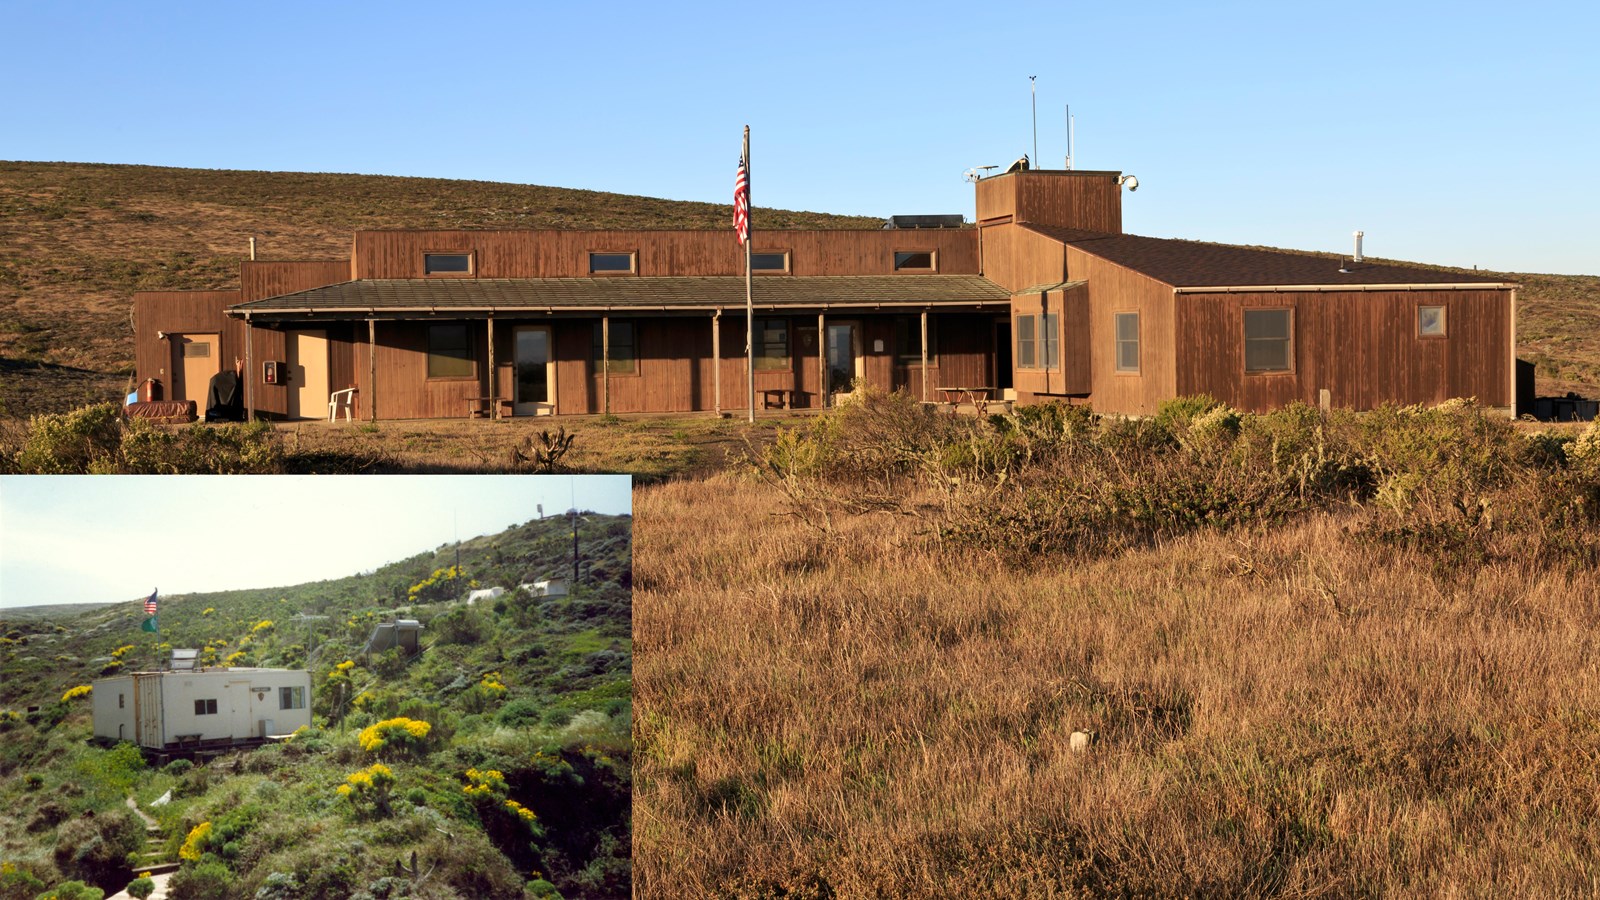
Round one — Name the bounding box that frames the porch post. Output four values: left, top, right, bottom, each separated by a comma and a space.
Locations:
712, 310, 722, 416
602, 315, 611, 415
367, 317, 377, 422
244, 313, 255, 421
817, 311, 826, 408
920, 309, 929, 402
486, 315, 496, 420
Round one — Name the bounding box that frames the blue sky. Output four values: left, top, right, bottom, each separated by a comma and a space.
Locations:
4, 0, 1596, 275
0, 476, 631, 609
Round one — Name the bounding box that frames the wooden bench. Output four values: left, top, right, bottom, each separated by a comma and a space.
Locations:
761, 388, 800, 410
465, 397, 512, 419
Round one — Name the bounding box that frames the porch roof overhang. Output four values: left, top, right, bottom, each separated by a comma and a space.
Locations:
226, 275, 1012, 321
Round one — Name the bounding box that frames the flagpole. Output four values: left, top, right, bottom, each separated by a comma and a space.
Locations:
744, 125, 754, 424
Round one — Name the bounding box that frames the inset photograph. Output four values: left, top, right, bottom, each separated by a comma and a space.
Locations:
0, 475, 631, 900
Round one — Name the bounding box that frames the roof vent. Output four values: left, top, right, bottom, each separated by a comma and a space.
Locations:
1353, 230, 1365, 263
883, 214, 966, 230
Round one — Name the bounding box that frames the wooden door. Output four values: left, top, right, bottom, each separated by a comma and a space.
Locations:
286, 330, 329, 419
174, 334, 220, 409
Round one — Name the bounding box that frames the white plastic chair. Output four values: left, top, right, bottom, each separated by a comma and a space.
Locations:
328, 388, 357, 422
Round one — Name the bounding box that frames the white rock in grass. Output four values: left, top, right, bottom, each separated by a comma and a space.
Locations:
1069, 730, 1095, 753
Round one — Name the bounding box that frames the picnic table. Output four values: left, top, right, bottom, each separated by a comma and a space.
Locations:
936, 386, 996, 415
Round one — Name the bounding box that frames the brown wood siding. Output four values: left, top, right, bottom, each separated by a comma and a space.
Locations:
979, 223, 1066, 293
350, 230, 978, 279
1009, 288, 1089, 398
1015, 174, 1122, 233
975, 171, 1122, 232
133, 291, 239, 404
1173, 289, 1512, 412
239, 261, 352, 417
975, 176, 1018, 223
1067, 247, 1176, 415
240, 261, 352, 302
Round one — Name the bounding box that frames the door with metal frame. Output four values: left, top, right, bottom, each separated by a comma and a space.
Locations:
174, 334, 220, 410
285, 329, 329, 420
825, 321, 862, 401
513, 325, 556, 415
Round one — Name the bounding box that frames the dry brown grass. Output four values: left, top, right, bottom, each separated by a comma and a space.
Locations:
633, 420, 1600, 897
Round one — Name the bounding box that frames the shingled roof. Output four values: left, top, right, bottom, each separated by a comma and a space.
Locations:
1026, 224, 1511, 289
229, 275, 1010, 316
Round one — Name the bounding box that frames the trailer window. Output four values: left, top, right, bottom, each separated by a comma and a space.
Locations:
119, 693, 124, 709
280, 686, 305, 710
195, 698, 217, 715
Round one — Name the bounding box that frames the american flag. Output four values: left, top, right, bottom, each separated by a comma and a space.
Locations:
143, 589, 158, 616
733, 153, 749, 245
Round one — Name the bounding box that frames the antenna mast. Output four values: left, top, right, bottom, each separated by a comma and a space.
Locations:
1029, 76, 1038, 168
1065, 104, 1074, 170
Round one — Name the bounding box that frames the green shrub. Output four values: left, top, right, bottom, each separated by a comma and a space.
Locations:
6, 403, 282, 474
34, 880, 103, 900
51, 809, 142, 888
124, 875, 155, 899
496, 699, 541, 728
12, 404, 124, 473
0, 864, 47, 900
168, 859, 233, 900
1153, 393, 1224, 432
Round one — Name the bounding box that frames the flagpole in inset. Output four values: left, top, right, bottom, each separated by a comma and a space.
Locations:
743, 125, 754, 424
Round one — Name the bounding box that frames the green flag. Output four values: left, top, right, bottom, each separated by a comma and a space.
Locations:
141, 616, 159, 633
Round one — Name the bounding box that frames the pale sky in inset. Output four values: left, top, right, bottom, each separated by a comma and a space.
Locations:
0, 475, 630, 609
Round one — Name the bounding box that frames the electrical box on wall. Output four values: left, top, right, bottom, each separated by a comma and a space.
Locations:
262, 361, 282, 384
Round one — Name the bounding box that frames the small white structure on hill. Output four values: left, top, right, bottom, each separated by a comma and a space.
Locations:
518, 576, 568, 598
466, 587, 505, 605
92, 667, 312, 749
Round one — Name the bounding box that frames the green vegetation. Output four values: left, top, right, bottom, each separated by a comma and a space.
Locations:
0, 403, 282, 474
0, 512, 632, 899
757, 388, 1600, 569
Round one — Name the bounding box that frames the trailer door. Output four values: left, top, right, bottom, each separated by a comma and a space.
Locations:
133, 674, 163, 748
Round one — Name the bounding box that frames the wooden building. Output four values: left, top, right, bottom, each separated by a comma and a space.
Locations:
132, 169, 1517, 420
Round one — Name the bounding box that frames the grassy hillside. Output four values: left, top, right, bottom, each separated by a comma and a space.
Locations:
633, 392, 1600, 896
3, 161, 1596, 417
0, 511, 632, 900
0, 160, 881, 415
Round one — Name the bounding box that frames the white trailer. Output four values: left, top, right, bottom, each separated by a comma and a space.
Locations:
92, 668, 313, 749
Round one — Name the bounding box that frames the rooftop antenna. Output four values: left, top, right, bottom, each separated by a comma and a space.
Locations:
1029, 76, 1039, 171
1065, 105, 1075, 170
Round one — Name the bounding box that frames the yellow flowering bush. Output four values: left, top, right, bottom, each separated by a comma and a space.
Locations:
223, 651, 248, 667
202, 607, 215, 616
179, 821, 212, 861
463, 671, 509, 712
407, 565, 462, 602
462, 767, 507, 799
110, 644, 135, 660
357, 717, 432, 756
338, 763, 396, 817
251, 619, 275, 634
61, 684, 92, 702
504, 799, 538, 823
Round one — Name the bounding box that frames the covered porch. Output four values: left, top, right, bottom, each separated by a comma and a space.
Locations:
225, 275, 1011, 421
